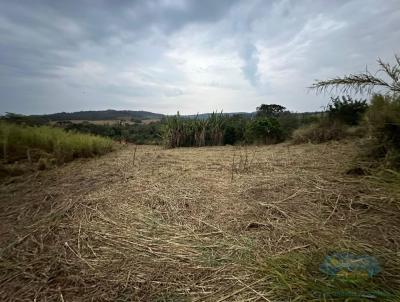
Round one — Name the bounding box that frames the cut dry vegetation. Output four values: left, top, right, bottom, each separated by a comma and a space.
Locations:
0, 142, 399, 301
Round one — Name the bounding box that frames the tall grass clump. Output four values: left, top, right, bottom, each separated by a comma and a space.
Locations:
161, 112, 225, 148
0, 121, 114, 165
292, 119, 348, 144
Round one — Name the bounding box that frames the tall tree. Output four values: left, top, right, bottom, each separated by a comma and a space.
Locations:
256, 104, 286, 117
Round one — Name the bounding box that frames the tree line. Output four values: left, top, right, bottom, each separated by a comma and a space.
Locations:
161, 106, 322, 148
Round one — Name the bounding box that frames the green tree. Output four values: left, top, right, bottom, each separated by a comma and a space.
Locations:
256, 104, 286, 118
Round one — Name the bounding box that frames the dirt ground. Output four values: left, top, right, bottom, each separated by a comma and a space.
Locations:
1, 142, 399, 301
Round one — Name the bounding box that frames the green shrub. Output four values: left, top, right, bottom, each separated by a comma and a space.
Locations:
223, 125, 236, 145
276, 111, 301, 138
223, 114, 248, 145
245, 117, 284, 144
328, 95, 368, 125
0, 121, 114, 166
363, 94, 400, 168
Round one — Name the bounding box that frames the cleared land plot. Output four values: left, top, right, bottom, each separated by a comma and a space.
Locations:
0, 142, 399, 301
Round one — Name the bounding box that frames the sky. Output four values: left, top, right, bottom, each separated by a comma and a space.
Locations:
1, 0, 399, 115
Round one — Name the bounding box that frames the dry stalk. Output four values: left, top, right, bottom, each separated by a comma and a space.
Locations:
1, 143, 399, 301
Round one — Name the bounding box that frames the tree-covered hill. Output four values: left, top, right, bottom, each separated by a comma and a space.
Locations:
33, 109, 164, 121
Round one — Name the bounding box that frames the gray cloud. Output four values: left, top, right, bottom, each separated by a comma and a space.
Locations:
240, 43, 260, 86
0, 0, 399, 114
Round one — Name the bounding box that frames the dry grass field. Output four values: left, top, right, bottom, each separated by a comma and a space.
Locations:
1, 142, 399, 301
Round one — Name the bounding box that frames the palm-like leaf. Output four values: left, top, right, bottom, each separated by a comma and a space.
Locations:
311, 55, 400, 95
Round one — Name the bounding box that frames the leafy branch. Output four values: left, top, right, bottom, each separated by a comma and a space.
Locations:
310, 55, 400, 95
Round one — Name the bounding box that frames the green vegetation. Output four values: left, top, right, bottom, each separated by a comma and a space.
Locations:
161, 106, 322, 148
256, 103, 286, 117
259, 251, 400, 301
327, 96, 368, 125
292, 95, 367, 144
0, 121, 114, 170
245, 116, 284, 144
311, 54, 400, 170
161, 110, 286, 148
62, 120, 162, 145
3, 111, 163, 145
161, 112, 225, 148
222, 114, 248, 145
292, 120, 349, 144
363, 94, 400, 169
3, 107, 324, 147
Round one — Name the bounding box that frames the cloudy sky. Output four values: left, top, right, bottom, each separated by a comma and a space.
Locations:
1, 0, 399, 115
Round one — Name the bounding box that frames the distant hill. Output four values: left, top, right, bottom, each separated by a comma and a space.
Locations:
4, 110, 324, 124
29, 110, 256, 121
34, 110, 164, 121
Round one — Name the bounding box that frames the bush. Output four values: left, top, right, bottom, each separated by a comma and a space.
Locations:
245, 117, 284, 144
223, 114, 248, 145
276, 112, 301, 139
291, 96, 369, 144
0, 121, 114, 166
363, 94, 400, 168
327, 96, 368, 125
292, 119, 348, 144
223, 125, 236, 145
